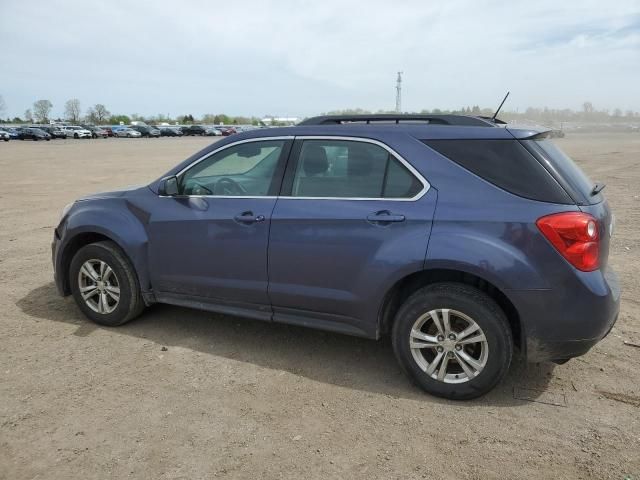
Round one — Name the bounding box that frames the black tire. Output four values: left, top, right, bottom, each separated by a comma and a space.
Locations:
69, 241, 145, 326
74, 133, 79, 139
392, 282, 513, 400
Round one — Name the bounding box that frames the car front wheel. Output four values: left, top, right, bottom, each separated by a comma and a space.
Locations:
392, 282, 513, 400
70, 241, 145, 326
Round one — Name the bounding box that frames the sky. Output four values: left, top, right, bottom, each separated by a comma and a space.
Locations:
1, 0, 639, 119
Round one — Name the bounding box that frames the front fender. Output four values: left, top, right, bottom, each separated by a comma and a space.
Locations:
60, 199, 151, 291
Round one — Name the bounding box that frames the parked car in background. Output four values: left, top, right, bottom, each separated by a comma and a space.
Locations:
82, 126, 109, 139
204, 126, 222, 136
0, 127, 19, 139
158, 126, 183, 137
51, 113, 620, 400
114, 127, 142, 138
0, 130, 9, 142
181, 125, 208, 136
130, 125, 161, 138
101, 127, 115, 137
233, 125, 257, 133
215, 126, 237, 136
61, 126, 92, 139
18, 127, 51, 141
38, 126, 67, 139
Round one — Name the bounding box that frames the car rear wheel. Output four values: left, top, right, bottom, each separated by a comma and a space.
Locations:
70, 241, 145, 326
392, 282, 513, 400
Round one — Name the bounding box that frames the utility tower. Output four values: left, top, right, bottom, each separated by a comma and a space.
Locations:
395, 71, 403, 113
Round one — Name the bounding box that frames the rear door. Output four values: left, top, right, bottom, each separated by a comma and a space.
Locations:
267, 137, 437, 337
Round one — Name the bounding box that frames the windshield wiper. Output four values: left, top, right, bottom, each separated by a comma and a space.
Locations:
591, 182, 606, 196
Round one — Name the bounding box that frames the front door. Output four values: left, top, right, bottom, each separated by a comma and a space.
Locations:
147, 138, 291, 316
268, 137, 437, 337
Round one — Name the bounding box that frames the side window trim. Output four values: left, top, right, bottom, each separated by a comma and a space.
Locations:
279, 136, 430, 201
169, 136, 294, 198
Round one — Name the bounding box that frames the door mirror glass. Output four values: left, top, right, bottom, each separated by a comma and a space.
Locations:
160, 176, 179, 196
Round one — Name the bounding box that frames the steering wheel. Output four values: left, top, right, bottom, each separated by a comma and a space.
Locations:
214, 177, 247, 196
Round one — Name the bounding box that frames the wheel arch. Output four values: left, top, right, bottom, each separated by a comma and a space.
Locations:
377, 268, 523, 351
59, 231, 142, 297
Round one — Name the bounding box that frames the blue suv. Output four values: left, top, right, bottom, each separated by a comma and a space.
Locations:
52, 114, 620, 399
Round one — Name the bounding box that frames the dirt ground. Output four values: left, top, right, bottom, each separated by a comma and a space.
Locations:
1, 134, 638, 479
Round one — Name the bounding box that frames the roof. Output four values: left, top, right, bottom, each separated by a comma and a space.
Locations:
227, 121, 549, 142
298, 114, 504, 127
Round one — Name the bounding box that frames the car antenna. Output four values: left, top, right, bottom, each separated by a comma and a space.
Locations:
492, 91, 510, 121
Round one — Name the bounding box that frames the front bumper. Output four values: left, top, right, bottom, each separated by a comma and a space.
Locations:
508, 266, 620, 362
52, 227, 66, 296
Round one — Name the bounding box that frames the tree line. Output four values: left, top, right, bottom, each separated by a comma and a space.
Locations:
1, 95, 638, 126
0, 96, 266, 126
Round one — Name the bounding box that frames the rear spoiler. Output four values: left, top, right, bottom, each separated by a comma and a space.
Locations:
506, 126, 552, 140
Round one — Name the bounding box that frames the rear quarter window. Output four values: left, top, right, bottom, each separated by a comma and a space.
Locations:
523, 138, 600, 205
423, 139, 572, 204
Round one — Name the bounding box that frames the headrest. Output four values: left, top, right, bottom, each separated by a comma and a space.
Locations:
301, 145, 329, 176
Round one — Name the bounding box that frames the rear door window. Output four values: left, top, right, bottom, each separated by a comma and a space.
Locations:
423, 139, 572, 204
289, 139, 424, 199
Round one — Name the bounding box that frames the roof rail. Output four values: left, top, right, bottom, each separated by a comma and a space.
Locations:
298, 114, 499, 127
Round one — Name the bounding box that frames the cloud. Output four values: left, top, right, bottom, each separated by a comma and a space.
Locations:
0, 0, 638, 117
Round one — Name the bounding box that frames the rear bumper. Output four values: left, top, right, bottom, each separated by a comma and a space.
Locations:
508, 266, 620, 362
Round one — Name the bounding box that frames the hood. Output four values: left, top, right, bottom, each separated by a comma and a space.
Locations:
77, 184, 146, 201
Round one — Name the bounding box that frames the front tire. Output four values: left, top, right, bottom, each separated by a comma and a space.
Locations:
69, 241, 145, 326
392, 283, 513, 400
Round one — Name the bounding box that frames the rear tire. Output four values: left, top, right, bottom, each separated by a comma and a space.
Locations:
69, 241, 145, 326
392, 282, 513, 400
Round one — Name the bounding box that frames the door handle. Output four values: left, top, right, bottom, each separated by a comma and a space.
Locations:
366, 211, 406, 224
234, 212, 265, 224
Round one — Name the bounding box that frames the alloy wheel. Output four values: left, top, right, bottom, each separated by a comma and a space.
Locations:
77, 259, 120, 314
409, 309, 489, 384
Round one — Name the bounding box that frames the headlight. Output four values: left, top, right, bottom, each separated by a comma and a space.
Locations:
59, 202, 74, 223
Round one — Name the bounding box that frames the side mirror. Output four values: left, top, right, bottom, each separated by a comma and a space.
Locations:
159, 176, 179, 196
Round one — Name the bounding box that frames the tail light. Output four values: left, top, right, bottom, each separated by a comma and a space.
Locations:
536, 212, 599, 271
